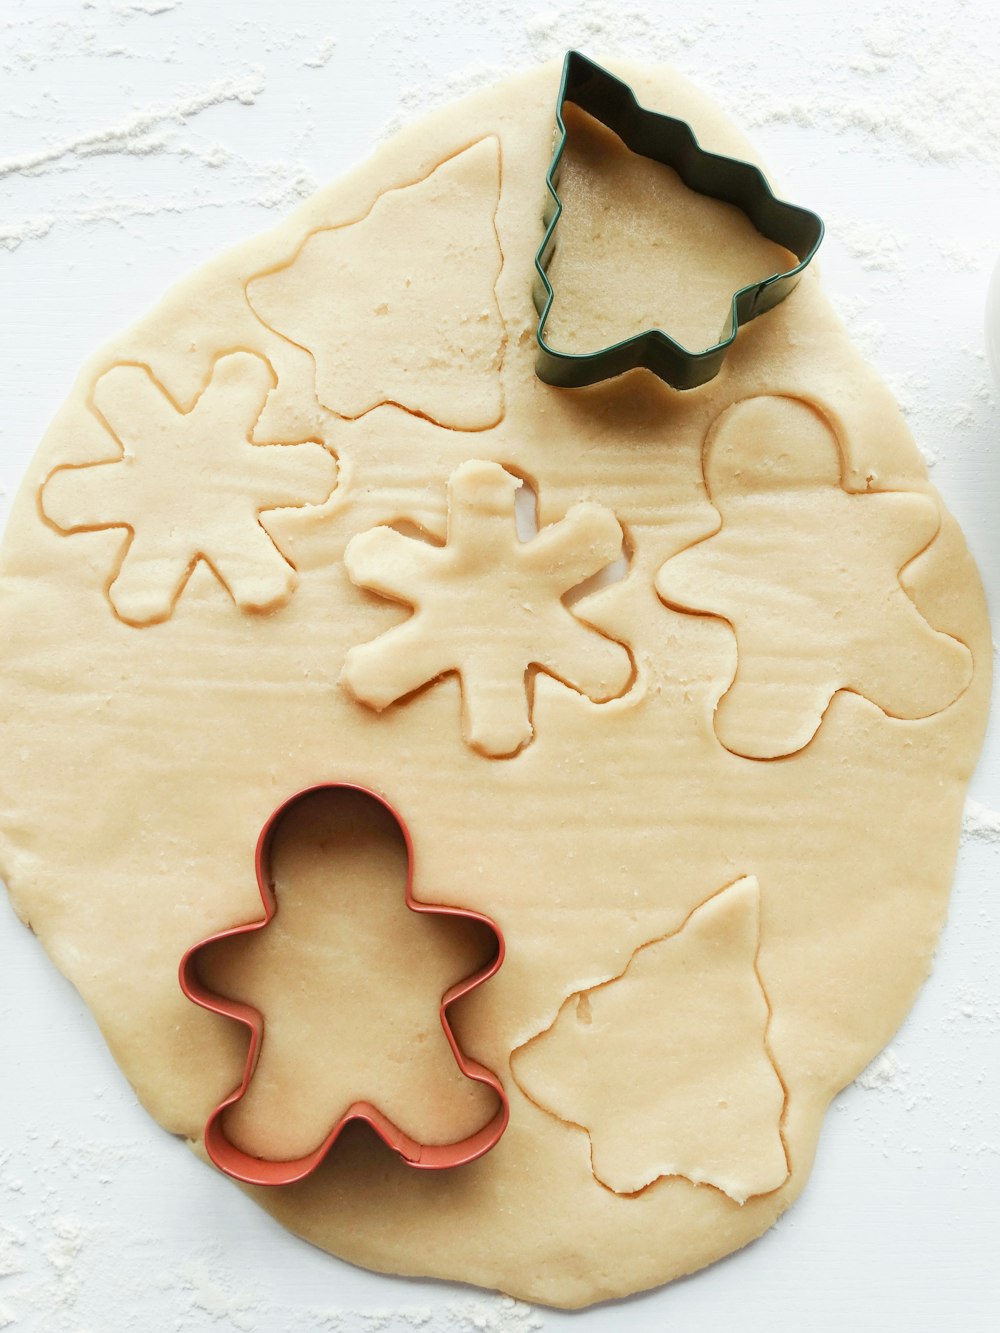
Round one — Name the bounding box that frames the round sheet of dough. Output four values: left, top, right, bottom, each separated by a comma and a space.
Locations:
0, 58, 990, 1309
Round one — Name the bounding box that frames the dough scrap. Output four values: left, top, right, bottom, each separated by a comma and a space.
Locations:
511, 876, 788, 1204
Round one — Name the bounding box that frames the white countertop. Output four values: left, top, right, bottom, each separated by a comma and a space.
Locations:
1, 1, 998, 1329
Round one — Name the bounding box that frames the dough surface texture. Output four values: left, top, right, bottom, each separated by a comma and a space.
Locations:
0, 58, 990, 1310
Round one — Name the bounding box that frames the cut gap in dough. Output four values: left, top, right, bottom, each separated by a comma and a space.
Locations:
382, 476, 632, 600
385, 518, 446, 548
501, 465, 635, 685
563, 528, 633, 608
513, 474, 538, 542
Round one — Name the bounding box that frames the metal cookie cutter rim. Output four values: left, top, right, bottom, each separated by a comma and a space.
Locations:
533, 50, 826, 391
179, 782, 509, 1186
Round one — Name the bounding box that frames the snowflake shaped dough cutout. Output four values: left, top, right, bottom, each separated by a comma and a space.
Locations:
342, 461, 634, 758
42, 352, 337, 627
655, 396, 973, 760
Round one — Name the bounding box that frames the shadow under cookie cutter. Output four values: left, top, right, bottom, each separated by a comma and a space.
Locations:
179, 782, 509, 1186
534, 51, 825, 392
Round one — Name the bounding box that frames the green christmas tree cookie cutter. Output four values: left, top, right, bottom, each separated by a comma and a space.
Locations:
533, 51, 825, 392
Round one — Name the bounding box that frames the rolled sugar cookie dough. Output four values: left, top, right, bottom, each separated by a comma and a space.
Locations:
0, 57, 991, 1309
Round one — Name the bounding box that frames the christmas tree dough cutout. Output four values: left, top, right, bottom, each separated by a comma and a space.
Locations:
655, 396, 972, 759
40, 352, 336, 627
342, 460, 634, 758
247, 137, 505, 431
511, 876, 789, 1204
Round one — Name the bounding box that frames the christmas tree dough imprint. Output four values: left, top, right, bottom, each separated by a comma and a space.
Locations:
341, 460, 634, 758
40, 351, 337, 627
511, 876, 788, 1204
541, 102, 799, 359
654, 396, 973, 760
247, 138, 506, 431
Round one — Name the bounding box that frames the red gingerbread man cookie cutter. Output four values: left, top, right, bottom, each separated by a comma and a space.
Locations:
179, 783, 509, 1186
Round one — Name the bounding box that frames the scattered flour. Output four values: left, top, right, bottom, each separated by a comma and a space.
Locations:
42, 1217, 83, 1276
0, 58, 320, 250
854, 1046, 907, 1093
742, 12, 1000, 168
175, 1256, 257, 1331
0, 71, 266, 180
113, 1, 180, 16
835, 220, 907, 275
851, 1047, 933, 1121
377, 0, 1000, 170
164, 1259, 543, 1333
306, 1297, 544, 1332
0, 1206, 90, 1331
961, 798, 1000, 845
0, 213, 54, 252
0, 159, 318, 250
303, 36, 337, 69
0, 1225, 26, 1279
934, 239, 982, 272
